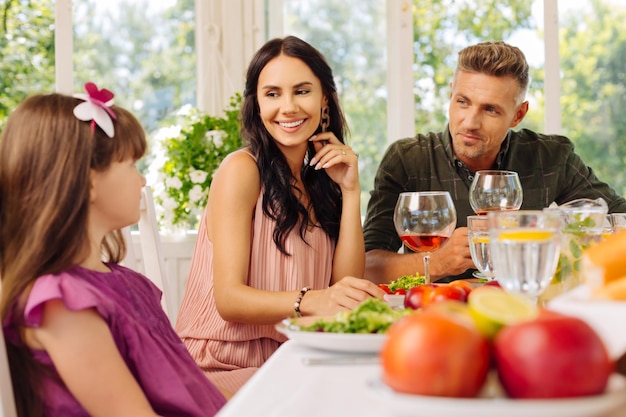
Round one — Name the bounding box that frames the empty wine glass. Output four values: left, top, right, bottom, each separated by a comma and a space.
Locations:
488, 210, 561, 304
467, 215, 495, 280
393, 191, 457, 284
469, 170, 523, 215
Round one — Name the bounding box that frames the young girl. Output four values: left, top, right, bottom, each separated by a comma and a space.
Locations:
175, 36, 385, 393
0, 85, 227, 417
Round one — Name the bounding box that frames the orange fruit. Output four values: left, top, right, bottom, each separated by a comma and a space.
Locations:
584, 228, 626, 285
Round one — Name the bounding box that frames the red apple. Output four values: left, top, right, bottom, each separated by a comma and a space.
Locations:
483, 280, 502, 288
404, 284, 437, 309
494, 312, 613, 398
381, 310, 490, 397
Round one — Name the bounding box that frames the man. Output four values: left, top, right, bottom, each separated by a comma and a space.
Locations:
363, 41, 626, 284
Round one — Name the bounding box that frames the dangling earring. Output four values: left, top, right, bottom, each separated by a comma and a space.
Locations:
320, 106, 330, 132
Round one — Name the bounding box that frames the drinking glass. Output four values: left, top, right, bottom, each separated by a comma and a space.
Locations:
488, 210, 561, 304
603, 215, 614, 239
469, 170, 523, 215
467, 215, 495, 280
542, 198, 607, 302
610, 213, 626, 232
394, 191, 457, 284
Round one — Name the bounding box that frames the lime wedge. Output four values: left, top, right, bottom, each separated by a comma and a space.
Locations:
467, 286, 539, 338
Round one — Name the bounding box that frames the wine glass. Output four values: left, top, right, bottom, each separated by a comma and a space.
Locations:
469, 170, 523, 215
467, 215, 495, 280
393, 192, 457, 284
488, 210, 561, 304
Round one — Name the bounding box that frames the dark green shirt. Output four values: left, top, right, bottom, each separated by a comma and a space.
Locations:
363, 126, 626, 254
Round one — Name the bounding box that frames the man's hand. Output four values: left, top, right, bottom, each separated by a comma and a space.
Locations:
428, 227, 475, 279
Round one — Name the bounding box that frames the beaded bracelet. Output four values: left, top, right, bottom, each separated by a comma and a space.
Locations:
294, 287, 311, 317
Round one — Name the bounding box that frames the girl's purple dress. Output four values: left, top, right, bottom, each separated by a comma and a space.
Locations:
3, 263, 226, 416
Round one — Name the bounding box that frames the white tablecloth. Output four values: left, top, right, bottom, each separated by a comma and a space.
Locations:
216, 341, 383, 417
216, 340, 626, 417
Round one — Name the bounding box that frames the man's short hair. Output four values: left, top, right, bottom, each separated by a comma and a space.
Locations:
456, 41, 529, 104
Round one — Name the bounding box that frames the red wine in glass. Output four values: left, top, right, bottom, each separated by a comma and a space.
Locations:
400, 235, 449, 252
394, 191, 457, 284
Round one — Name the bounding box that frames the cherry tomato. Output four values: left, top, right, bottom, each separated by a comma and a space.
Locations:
431, 285, 468, 303
449, 280, 474, 297
393, 288, 407, 295
378, 284, 392, 294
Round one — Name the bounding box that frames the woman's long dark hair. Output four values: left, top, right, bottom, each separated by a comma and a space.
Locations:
241, 36, 348, 254
0, 93, 147, 417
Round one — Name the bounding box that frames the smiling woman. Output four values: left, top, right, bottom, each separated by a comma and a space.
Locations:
256, 55, 327, 150
174, 35, 382, 395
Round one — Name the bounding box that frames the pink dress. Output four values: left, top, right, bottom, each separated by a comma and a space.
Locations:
175, 192, 334, 393
2, 264, 226, 417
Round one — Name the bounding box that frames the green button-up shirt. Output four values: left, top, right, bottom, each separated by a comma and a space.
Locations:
363, 126, 626, 254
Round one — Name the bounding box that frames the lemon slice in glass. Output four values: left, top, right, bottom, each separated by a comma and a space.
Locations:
468, 286, 539, 338
498, 230, 555, 241
471, 235, 490, 244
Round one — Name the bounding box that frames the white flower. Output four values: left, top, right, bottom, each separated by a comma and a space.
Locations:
176, 104, 193, 116
146, 170, 166, 191
189, 169, 208, 184
165, 176, 183, 190
162, 209, 176, 224
153, 125, 182, 142
206, 130, 226, 147
189, 185, 205, 203
161, 196, 179, 211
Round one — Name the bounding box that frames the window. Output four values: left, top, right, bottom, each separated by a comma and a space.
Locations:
557, 0, 626, 195
72, 0, 195, 133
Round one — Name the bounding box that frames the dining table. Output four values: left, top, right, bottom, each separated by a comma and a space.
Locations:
215, 338, 626, 417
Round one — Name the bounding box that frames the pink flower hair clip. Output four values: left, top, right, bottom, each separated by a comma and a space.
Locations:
73, 82, 117, 138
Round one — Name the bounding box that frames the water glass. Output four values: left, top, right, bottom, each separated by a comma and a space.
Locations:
610, 213, 626, 232
602, 214, 614, 238
488, 211, 561, 303
467, 215, 495, 280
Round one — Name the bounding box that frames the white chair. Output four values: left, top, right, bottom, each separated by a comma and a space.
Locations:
0, 291, 18, 417
122, 186, 174, 323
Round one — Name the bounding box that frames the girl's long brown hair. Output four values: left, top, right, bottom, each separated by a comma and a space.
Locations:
0, 93, 146, 416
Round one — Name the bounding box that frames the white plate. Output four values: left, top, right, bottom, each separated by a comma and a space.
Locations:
275, 319, 387, 353
370, 373, 626, 417
383, 293, 406, 308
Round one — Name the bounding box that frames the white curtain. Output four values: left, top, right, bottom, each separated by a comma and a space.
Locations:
195, 0, 265, 115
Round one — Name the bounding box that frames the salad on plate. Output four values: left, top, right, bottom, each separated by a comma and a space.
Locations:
286, 298, 412, 334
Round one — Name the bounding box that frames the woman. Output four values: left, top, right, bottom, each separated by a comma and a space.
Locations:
175, 36, 384, 393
